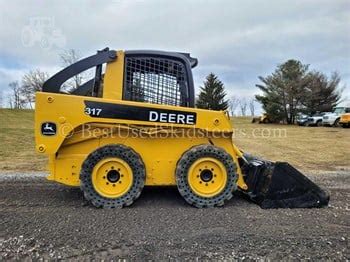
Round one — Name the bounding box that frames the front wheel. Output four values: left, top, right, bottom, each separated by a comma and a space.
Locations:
176, 144, 237, 208
80, 144, 145, 208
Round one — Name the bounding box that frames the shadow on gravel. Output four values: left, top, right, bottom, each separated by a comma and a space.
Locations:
59, 185, 250, 208
0, 178, 252, 208
57, 183, 252, 209
134, 186, 185, 207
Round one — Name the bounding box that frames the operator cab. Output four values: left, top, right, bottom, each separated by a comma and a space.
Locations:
42, 48, 198, 108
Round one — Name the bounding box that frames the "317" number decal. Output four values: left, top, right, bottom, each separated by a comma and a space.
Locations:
85, 107, 102, 116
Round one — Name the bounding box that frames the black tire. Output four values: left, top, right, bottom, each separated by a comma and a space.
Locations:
316, 120, 322, 127
80, 144, 145, 208
176, 144, 237, 208
333, 118, 340, 127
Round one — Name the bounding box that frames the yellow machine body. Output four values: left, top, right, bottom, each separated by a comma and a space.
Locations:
35, 48, 329, 209
35, 50, 247, 190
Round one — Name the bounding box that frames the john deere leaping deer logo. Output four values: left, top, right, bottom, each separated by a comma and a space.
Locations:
41, 122, 57, 136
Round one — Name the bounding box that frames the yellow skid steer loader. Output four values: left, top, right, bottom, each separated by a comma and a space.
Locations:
35, 48, 329, 208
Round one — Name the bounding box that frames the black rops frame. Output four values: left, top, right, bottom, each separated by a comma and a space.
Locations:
124, 50, 197, 108
42, 48, 117, 94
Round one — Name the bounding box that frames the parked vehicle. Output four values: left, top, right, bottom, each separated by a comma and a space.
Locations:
252, 113, 280, 124
306, 112, 328, 126
322, 107, 350, 127
251, 113, 272, 124
296, 114, 310, 126
339, 113, 350, 128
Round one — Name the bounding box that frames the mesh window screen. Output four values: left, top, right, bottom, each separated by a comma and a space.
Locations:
124, 56, 188, 106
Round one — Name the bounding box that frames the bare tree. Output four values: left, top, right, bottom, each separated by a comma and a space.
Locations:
60, 49, 85, 91
21, 69, 49, 108
8, 96, 13, 109
239, 98, 248, 116
9, 81, 26, 109
249, 98, 256, 116
228, 96, 239, 116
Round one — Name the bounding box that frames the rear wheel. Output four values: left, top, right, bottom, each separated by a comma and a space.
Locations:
176, 144, 237, 208
316, 120, 322, 127
333, 118, 340, 127
80, 144, 145, 208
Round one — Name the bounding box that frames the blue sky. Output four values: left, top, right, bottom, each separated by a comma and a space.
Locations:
0, 0, 349, 111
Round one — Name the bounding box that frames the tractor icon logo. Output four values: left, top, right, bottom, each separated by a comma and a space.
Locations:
21, 17, 66, 50
41, 122, 57, 136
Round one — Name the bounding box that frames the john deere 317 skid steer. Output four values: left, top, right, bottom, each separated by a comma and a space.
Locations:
35, 48, 329, 208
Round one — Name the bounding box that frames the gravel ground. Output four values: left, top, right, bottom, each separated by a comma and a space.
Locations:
0, 172, 349, 260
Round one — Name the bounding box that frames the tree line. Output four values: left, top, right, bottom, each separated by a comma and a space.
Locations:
255, 59, 343, 124
3, 55, 343, 124
196, 73, 258, 116
4, 49, 84, 109
196, 60, 343, 123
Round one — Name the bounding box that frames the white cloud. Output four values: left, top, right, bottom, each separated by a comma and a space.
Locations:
0, 0, 349, 110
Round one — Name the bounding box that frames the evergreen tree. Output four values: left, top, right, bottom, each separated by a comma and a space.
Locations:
196, 73, 229, 110
302, 71, 342, 114
255, 60, 342, 124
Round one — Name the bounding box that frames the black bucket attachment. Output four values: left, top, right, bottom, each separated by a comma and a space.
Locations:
242, 160, 330, 208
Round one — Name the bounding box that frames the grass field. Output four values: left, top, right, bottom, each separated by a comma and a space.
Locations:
233, 117, 350, 173
0, 109, 46, 171
0, 109, 349, 173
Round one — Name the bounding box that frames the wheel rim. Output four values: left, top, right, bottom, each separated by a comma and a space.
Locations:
91, 157, 133, 198
187, 157, 227, 198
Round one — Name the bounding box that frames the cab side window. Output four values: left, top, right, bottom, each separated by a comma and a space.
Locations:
124, 56, 189, 107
